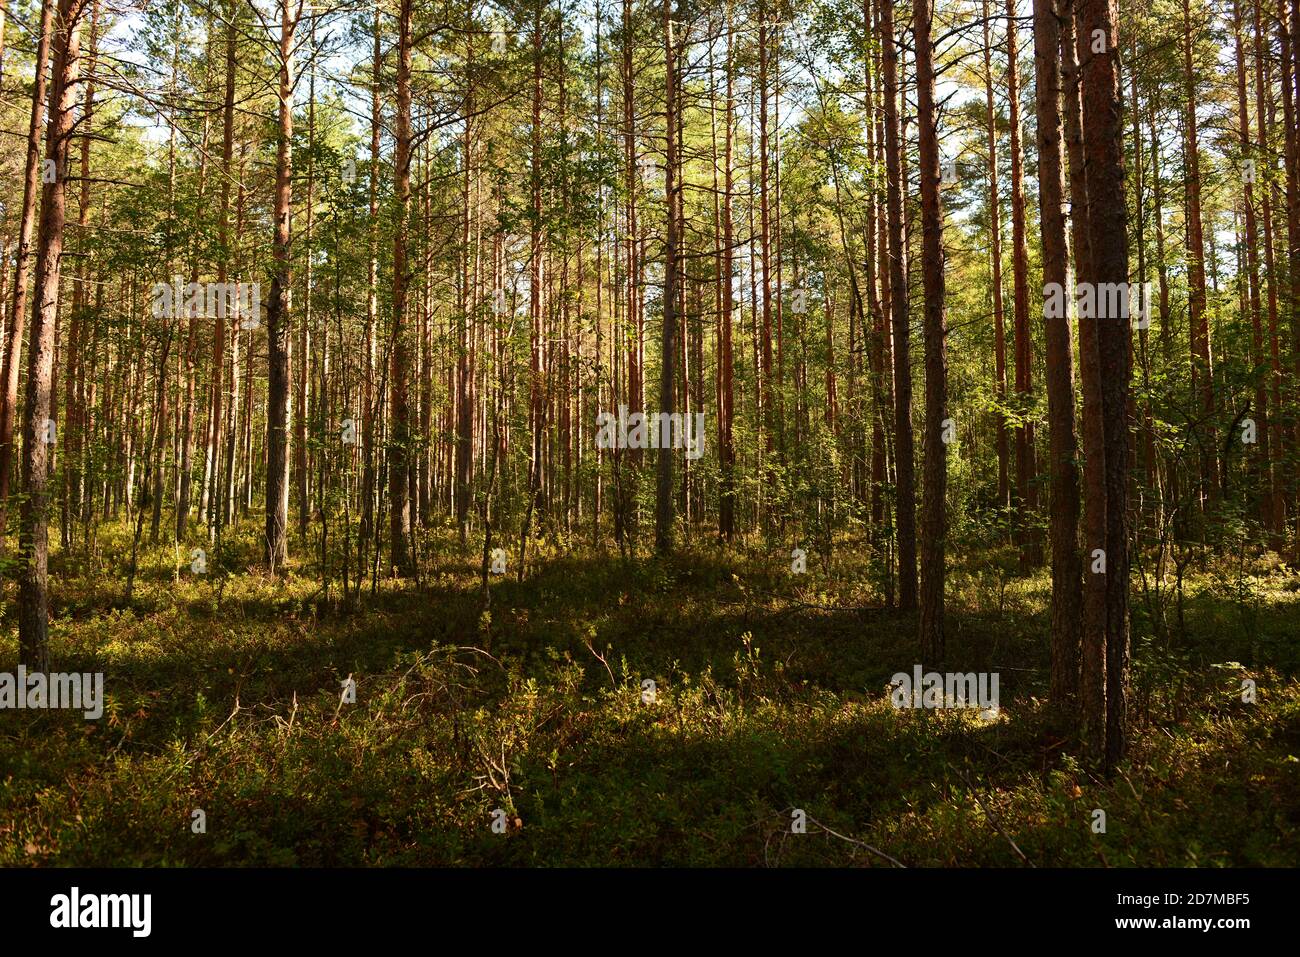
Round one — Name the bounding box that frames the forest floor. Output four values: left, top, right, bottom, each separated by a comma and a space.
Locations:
2, 522, 1298, 866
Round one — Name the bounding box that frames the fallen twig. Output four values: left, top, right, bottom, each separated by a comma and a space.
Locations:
803, 812, 906, 868
960, 769, 1034, 867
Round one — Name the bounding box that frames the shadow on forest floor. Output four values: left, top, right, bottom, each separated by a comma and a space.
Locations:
1, 524, 1298, 866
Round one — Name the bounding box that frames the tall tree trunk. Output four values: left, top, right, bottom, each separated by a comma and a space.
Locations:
177, 40, 207, 544
655, 0, 679, 553
1279, 0, 1300, 557
981, 0, 1010, 515
63, 0, 98, 551
1254, 0, 1284, 543
388, 0, 414, 575
264, 0, 296, 572
1233, 0, 1269, 525
1064, 0, 1108, 750
207, 5, 236, 537
454, 14, 474, 538
758, 1, 774, 467
718, 5, 736, 541
19, 0, 88, 669
296, 17, 316, 543
1079, 0, 1132, 767
521, 3, 546, 572
865, 0, 887, 532
914, 0, 948, 661
1035, 0, 1083, 706
1006, 0, 1038, 564
361, 4, 380, 560
1182, 0, 1214, 506
0, 0, 55, 542
883, 0, 916, 610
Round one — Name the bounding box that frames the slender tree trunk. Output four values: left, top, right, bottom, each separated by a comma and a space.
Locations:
655, 0, 679, 553
758, 1, 774, 466
264, 0, 296, 572
361, 4, 380, 561
1279, 0, 1300, 557
1182, 0, 1214, 506
521, 3, 546, 572
1254, 0, 1284, 543
1006, 0, 1038, 564
883, 0, 916, 610
1233, 0, 1269, 524
455, 10, 474, 537
296, 18, 316, 543
63, 0, 98, 551
719, 5, 736, 541
388, 0, 414, 575
915, 0, 948, 661
981, 0, 1010, 515
0, 0, 55, 541
19, 0, 88, 669
177, 54, 207, 544
1034, 0, 1083, 706
207, 7, 236, 538
1079, 0, 1132, 767
1064, 0, 1108, 751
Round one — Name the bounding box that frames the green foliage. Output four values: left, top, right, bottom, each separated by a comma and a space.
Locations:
2, 522, 1296, 866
